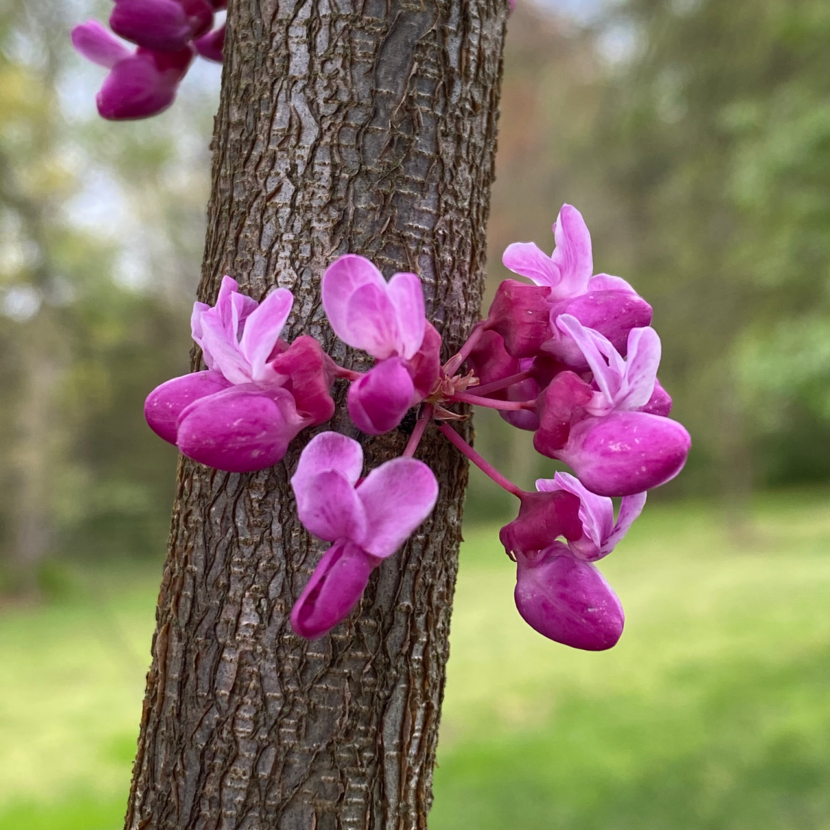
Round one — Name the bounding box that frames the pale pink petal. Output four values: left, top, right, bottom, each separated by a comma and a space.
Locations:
347, 358, 415, 435
619, 326, 660, 410
190, 301, 212, 366
355, 458, 438, 558
588, 274, 638, 294
176, 385, 304, 472
387, 272, 426, 359
294, 470, 368, 543
556, 314, 617, 406
197, 312, 251, 384
343, 283, 400, 359
515, 546, 624, 650
291, 432, 365, 503
602, 492, 647, 556
72, 21, 131, 68
239, 288, 293, 381
549, 204, 593, 298
322, 254, 389, 348
290, 540, 376, 639
539, 472, 614, 557
502, 242, 560, 288
144, 370, 231, 444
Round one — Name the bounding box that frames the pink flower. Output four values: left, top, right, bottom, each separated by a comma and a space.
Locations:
515, 544, 625, 651
537, 473, 646, 561
71, 21, 193, 120
290, 432, 439, 638
109, 0, 213, 53
493, 205, 652, 365
145, 277, 336, 472
322, 255, 441, 435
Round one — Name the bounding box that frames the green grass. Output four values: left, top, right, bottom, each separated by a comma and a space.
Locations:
2, 492, 830, 829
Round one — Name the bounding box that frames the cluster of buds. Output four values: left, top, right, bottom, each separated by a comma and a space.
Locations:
71, 0, 225, 120
145, 205, 691, 649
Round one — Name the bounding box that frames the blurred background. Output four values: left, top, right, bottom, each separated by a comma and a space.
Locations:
1, 0, 829, 827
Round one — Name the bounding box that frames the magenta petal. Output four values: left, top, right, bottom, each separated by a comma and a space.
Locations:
533, 371, 594, 457
588, 273, 637, 294
502, 241, 559, 288
485, 279, 552, 359
407, 322, 443, 400
290, 540, 376, 639
387, 272, 426, 359
72, 22, 131, 68
499, 490, 582, 558
500, 377, 542, 431
238, 288, 293, 382
270, 336, 336, 425
144, 370, 231, 444
96, 48, 192, 120
177, 385, 304, 472
292, 431, 364, 510
641, 378, 672, 416
110, 0, 213, 52
355, 458, 439, 558
294, 470, 367, 543
515, 546, 624, 650
194, 23, 224, 62
560, 412, 691, 497
549, 204, 593, 299
348, 358, 415, 435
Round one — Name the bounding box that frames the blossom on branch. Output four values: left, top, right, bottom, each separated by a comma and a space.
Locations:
145, 277, 335, 472
290, 432, 439, 638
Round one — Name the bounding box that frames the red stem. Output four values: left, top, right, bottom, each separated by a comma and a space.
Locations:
449, 391, 534, 411
437, 422, 523, 498
334, 365, 362, 381
403, 406, 432, 458
471, 369, 534, 397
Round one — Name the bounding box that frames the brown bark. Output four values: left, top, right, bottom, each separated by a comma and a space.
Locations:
126, 2, 506, 828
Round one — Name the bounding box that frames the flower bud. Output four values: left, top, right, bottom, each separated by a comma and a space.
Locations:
485, 279, 552, 358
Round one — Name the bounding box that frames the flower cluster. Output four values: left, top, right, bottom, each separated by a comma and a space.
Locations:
145, 204, 690, 648
71, 0, 225, 121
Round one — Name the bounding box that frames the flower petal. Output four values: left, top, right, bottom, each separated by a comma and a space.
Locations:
110, 0, 213, 52
197, 310, 251, 384
588, 273, 637, 294
144, 370, 230, 444
619, 326, 660, 410
602, 491, 647, 556
194, 23, 224, 62
387, 272, 426, 359
270, 336, 336, 425
502, 242, 559, 287
292, 432, 364, 498
71, 22, 131, 69
348, 358, 415, 435
290, 540, 376, 639
343, 282, 400, 359
559, 412, 691, 497
515, 546, 624, 650
239, 288, 293, 382
294, 470, 367, 543
176, 385, 303, 472
549, 204, 593, 299
355, 458, 438, 558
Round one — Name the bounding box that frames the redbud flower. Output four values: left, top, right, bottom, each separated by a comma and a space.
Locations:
71, 21, 193, 120
322, 255, 441, 434
290, 432, 439, 638
496, 204, 652, 365
194, 23, 225, 63
515, 544, 625, 651
109, 0, 213, 53
145, 277, 335, 472
537, 472, 646, 561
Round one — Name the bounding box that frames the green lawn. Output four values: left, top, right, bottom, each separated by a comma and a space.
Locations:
2, 492, 830, 829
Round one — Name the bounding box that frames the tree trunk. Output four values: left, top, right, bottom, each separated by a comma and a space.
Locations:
126, 3, 506, 828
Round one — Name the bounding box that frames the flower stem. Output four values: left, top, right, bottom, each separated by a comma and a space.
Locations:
443, 323, 485, 375
333, 365, 362, 381
403, 406, 432, 458
471, 369, 534, 397
437, 422, 523, 498
449, 391, 535, 411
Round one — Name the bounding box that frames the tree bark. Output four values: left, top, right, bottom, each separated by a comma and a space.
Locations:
126, 2, 506, 828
